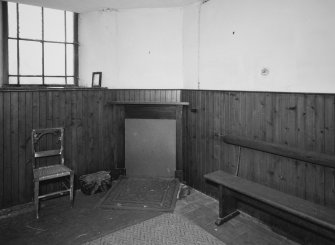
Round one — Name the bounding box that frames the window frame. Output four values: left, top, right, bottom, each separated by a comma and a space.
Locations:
2, 1, 79, 87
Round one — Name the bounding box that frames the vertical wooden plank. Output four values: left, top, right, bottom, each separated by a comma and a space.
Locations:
165, 90, 172, 102
11, 92, 19, 205
315, 95, 326, 205
222, 92, 230, 173
176, 105, 183, 181
188, 91, 196, 187
88, 91, 96, 172
213, 92, 221, 173
154, 90, 160, 102
254, 93, 267, 186
76, 91, 84, 177
51, 91, 62, 192
84, 90, 93, 173
305, 94, 324, 205
24, 92, 33, 203
176, 90, 181, 102
264, 93, 274, 187
278, 93, 296, 196
102, 90, 114, 170
129, 90, 135, 101
242, 92, 255, 181
268, 93, 281, 191
287, 94, 305, 199
219, 91, 226, 172
139, 90, 145, 102
145, 90, 151, 102
195, 90, 201, 190
39, 92, 47, 168
70, 91, 78, 177
203, 91, 209, 193
207, 91, 215, 196
3, 92, 12, 207
93, 90, 103, 171
59, 91, 66, 128
199, 91, 204, 190
181, 90, 189, 184
65, 91, 72, 170
44, 91, 53, 197
133, 90, 140, 101
295, 94, 307, 200
46, 91, 53, 156
150, 90, 156, 102
42, 91, 52, 194
324, 95, 335, 207
0, 92, 4, 207
117, 105, 125, 169
18, 92, 26, 203
171, 90, 177, 102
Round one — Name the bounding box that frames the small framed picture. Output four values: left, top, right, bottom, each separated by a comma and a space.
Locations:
92, 72, 102, 87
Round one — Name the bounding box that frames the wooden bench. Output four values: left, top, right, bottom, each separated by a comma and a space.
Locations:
204, 135, 335, 242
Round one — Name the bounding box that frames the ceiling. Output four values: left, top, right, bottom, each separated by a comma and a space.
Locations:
4, 0, 201, 12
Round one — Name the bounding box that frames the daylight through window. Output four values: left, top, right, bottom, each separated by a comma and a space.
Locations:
5, 2, 78, 86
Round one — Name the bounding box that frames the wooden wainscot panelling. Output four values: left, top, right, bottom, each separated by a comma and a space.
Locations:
182, 90, 335, 209
0, 89, 181, 209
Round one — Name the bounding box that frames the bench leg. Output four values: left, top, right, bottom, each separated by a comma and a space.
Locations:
215, 185, 240, 226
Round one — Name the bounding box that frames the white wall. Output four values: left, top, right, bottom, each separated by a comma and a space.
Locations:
183, 0, 335, 93
117, 8, 183, 89
182, 2, 200, 89
79, 9, 118, 87
79, 7, 183, 89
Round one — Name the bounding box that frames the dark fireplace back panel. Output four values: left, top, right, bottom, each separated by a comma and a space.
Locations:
125, 119, 176, 178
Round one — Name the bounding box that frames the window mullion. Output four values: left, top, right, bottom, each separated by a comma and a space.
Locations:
64, 11, 67, 85
16, 3, 20, 85
42, 7, 45, 85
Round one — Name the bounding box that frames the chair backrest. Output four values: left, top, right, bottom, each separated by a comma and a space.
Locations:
31, 127, 64, 169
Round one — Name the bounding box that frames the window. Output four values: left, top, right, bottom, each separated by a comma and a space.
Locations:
3, 2, 78, 86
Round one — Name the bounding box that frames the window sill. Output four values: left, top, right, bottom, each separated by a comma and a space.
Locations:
0, 85, 108, 92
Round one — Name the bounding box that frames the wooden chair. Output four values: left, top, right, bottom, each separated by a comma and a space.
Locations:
31, 127, 74, 219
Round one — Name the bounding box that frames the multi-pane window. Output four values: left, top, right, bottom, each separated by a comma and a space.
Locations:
4, 2, 78, 86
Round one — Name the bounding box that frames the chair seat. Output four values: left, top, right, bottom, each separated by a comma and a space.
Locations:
33, 164, 72, 181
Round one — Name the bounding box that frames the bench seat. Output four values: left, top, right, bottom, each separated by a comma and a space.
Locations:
204, 170, 335, 241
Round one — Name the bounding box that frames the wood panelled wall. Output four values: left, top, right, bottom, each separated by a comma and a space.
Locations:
181, 90, 335, 208
0, 89, 180, 209
1, 88, 334, 210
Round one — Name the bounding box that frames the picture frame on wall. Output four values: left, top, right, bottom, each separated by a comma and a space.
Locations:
92, 72, 102, 87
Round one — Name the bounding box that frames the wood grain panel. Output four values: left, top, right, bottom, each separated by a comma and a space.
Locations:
1, 88, 334, 211
0, 89, 181, 209
0, 92, 3, 207
182, 90, 335, 209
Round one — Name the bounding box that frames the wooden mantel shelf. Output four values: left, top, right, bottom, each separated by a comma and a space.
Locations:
109, 101, 189, 106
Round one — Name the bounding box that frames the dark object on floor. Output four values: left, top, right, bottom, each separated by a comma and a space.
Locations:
109, 168, 126, 181
31, 127, 74, 219
177, 183, 191, 200
97, 177, 179, 212
79, 171, 112, 195
84, 213, 225, 245
205, 170, 335, 244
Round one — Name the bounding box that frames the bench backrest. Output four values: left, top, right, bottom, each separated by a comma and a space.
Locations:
223, 135, 335, 169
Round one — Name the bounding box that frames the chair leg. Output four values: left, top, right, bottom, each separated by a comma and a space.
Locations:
34, 180, 39, 219
69, 172, 74, 207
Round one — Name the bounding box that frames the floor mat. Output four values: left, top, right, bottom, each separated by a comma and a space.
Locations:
83, 213, 226, 245
97, 177, 179, 212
